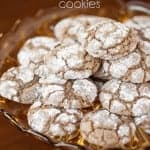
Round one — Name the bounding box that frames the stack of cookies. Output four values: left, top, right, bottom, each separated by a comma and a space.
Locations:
0, 15, 149, 149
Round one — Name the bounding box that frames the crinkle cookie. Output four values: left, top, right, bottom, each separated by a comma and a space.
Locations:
40, 79, 97, 109
0, 64, 41, 104
80, 109, 136, 148
95, 47, 150, 83
95, 16, 150, 83
99, 79, 150, 117
125, 16, 150, 41
17, 36, 59, 66
54, 15, 111, 45
86, 20, 138, 60
35, 44, 100, 82
28, 101, 83, 141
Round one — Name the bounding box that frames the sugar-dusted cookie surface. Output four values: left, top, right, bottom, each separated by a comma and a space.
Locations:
99, 79, 150, 117
28, 101, 83, 141
86, 20, 138, 60
80, 109, 136, 148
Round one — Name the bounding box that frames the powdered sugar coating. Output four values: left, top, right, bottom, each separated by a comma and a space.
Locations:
28, 101, 83, 141
0, 64, 41, 104
36, 44, 100, 82
95, 16, 150, 83
54, 15, 111, 45
125, 16, 150, 41
99, 79, 150, 117
17, 36, 59, 66
125, 16, 150, 81
133, 83, 150, 135
86, 20, 137, 60
96, 48, 150, 83
41, 79, 97, 109
80, 109, 136, 148
35, 64, 67, 85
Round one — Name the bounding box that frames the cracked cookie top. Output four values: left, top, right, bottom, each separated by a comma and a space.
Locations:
99, 79, 150, 117
0, 64, 41, 104
125, 16, 150, 41
17, 36, 59, 66
54, 15, 111, 45
28, 101, 83, 142
35, 43, 100, 82
95, 48, 150, 83
40, 79, 98, 109
80, 109, 136, 148
86, 20, 138, 60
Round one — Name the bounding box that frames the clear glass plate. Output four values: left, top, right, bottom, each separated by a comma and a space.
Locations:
0, 1, 149, 149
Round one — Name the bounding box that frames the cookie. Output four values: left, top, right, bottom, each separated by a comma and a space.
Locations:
86, 20, 138, 60
17, 36, 59, 66
80, 109, 136, 148
36, 43, 100, 82
28, 101, 83, 141
41, 79, 98, 109
99, 79, 150, 117
0, 64, 41, 104
54, 15, 111, 45
95, 48, 150, 83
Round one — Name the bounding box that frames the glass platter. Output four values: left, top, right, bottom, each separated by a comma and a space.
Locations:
0, 0, 149, 149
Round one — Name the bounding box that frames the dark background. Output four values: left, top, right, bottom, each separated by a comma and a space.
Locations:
0, 0, 60, 33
